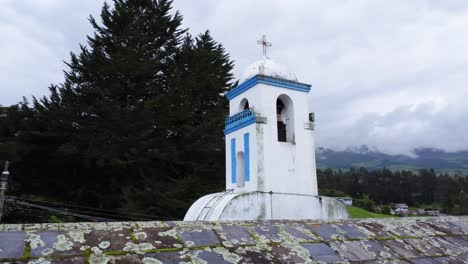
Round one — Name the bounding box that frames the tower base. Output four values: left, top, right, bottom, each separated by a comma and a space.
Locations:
184, 191, 349, 221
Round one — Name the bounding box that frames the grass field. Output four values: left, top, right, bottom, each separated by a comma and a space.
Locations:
346, 206, 394, 218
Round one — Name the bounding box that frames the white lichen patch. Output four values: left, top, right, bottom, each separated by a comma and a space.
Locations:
213, 247, 241, 263
53, 234, 73, 251
355, 225, 376, 238
158, 228, 178, 239
281, 240, 311, 262
93, 223, 109, 231
136, 221, 168, 229
142, 257, 163, 264
68, 229, 89, 243
133, 231, 148, 240
91, 246, 103, 254
185, 240, 196, 247
28, 257, 51, 264
98, 241, 110, 249
222, 240, 234, 247
89, 251, 110, 264
123, 242, 155, 254
0, 223, 22, 232
27, 234, 45, 249
41, 248, 54, 256
330, 233, 344, 241
80, 245, 90, 251
186, 250, 208, 264
24, 224, 42, 231
379, 251, 392, 258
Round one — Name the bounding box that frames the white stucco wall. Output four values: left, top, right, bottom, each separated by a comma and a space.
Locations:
183, 191, 350, 221
226, 82, 318, 196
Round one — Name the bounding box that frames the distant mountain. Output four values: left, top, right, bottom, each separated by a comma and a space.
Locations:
316, 146, 468, 174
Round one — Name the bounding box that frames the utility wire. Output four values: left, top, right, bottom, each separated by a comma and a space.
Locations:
12, 201, 152, 221
8, 196, 172, 219
12, 200, 113, 222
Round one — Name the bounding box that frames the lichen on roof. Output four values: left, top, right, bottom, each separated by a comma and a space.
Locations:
0, 216, 467, 263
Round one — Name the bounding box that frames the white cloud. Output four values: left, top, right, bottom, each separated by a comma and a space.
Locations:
1, 0, 468, 154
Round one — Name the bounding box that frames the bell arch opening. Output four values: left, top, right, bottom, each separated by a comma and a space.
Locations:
239, 98, 250, 112
276, 95, 294, 143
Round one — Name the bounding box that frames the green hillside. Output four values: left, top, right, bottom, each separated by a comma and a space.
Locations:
346, 206, 393, 219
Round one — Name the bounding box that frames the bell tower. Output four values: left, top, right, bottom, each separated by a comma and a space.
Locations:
224, 58, 318, 196
184, 37, 349, 221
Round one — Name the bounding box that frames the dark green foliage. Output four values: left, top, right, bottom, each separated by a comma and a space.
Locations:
317, 168, 468, 215
1, 0, 233, 222
380, 205, 391, 215
452, 190, 468, 215
353, 195, 375, 212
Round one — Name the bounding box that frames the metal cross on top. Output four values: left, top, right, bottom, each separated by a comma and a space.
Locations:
257, 35, 272, 57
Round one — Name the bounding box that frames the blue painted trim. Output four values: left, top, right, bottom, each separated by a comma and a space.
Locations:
225, 108, 255, 126
224, 115, 256, 135
226, 75, 311, 100
224, 109, 256, 135
231, 138, 236, 183
244, 133, 250, 182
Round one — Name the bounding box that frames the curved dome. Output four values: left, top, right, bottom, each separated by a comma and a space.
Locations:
240, 58, 297, 83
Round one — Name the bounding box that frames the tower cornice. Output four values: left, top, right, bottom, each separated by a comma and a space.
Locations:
226, 75, 311, 100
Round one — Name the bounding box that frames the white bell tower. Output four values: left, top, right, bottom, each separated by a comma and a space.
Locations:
184, 37, 349, 221
224, 60, 318, 196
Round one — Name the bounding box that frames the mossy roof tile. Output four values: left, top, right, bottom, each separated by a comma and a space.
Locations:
0, 216, 466, 263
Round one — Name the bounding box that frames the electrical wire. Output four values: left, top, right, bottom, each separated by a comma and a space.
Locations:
14, 201, 153, 221
8, 196, 174, 220
11, 200, 114, 221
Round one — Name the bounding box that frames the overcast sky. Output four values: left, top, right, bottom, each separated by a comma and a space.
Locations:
1, 0, 468, 155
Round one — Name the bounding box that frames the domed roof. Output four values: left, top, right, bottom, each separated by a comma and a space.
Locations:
240, 57, 297, 83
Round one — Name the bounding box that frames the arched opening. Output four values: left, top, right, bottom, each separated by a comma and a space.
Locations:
239, 98, 250, 112
276, 95, 294, 143
236, 151, 245, 187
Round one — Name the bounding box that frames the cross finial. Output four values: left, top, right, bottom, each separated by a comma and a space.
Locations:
257, 35, 272, 58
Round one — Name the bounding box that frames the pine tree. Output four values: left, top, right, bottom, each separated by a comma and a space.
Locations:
14, 0, 233, 218
121, 31, 234, 217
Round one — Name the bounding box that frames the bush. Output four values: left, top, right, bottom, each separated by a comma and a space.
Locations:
354, 195, 376, 212
381, 205, 391, 215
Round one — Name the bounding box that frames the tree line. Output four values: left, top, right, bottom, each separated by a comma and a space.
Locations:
0, 0, 231, 223
318, 168, 468, 215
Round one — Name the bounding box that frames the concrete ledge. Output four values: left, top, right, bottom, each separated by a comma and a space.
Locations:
184, 191, 349, 221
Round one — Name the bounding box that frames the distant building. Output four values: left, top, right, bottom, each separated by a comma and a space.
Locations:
393, 203, 409, 215
424, 208, 440, 216
337, 197, 353, 206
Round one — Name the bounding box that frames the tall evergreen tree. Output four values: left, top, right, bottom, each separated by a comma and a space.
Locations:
11, 0, 233, 219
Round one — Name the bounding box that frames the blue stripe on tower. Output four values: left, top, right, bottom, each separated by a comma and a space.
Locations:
231, 138, 236, 183
244, 133, 250, 182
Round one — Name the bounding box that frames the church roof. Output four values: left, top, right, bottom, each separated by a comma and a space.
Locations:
241, 57, 297, 84
0, 216, 466, 263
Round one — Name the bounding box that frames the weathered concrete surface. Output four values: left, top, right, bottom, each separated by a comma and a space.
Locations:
0, 216, 466, 263
184, 191, 349, 221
